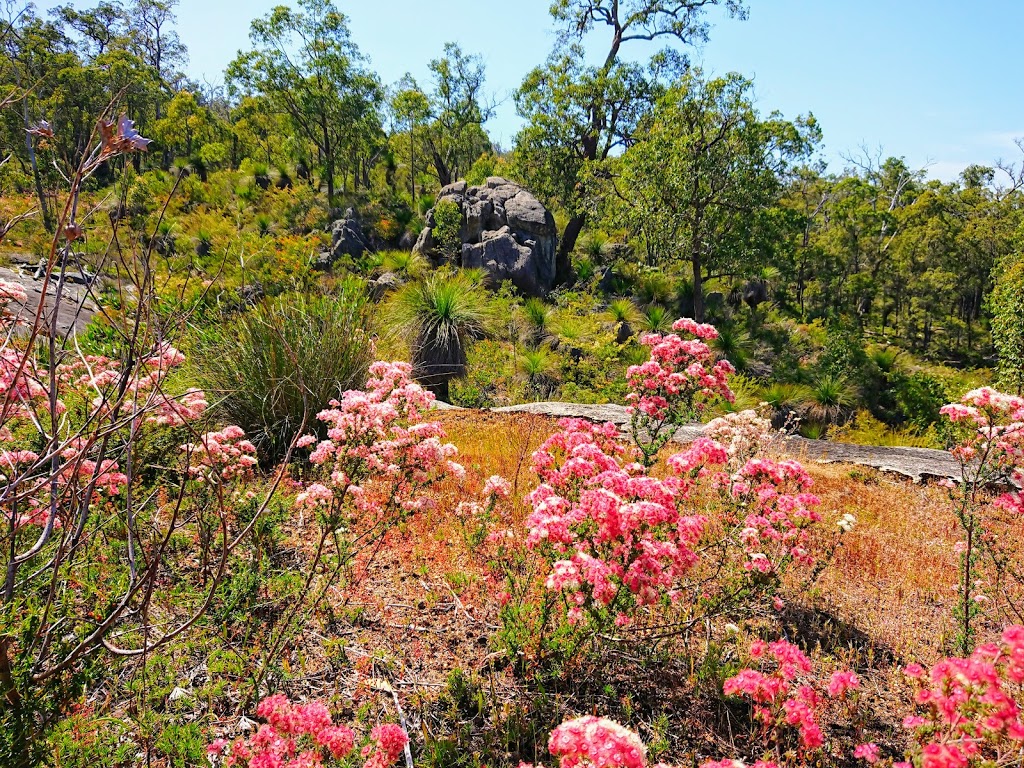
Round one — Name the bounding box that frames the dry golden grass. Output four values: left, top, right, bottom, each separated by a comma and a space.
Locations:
254, 410, 1020, 764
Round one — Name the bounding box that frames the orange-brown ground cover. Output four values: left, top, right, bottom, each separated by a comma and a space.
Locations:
256, 410, 1020, 765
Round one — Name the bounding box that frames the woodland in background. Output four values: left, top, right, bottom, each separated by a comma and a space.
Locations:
1, 0, 1023, 423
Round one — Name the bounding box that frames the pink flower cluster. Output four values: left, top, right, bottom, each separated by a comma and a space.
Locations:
723, 638, 859, 753
208, 694, 405, 768
526, 418, 705, 625
521, 716, 647, 768
528, 716, 785, 768
668, 438, 822, 575
361, 724, 409, 768
900, 624, 1024, 767
295, 361, 459, 520
0, 278, 27, 320
702, 410, 774, 467
182, 425, 258, 482
941, 387, 1024, 516
625, 318, 734, 426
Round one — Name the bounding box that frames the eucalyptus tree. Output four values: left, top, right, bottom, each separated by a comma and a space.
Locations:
422, 43, 494, 187
389, 75, 430, 203
513, 0, 750, 285
610, 71, 818, 321
227, 0, 383, 204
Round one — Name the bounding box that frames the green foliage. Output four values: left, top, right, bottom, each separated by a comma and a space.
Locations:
519, 347, 560, 398
893, 371, 950, 430
606, 298, 638, 325
991, 255, 1024, 394
805, 373, 858, 427
387, 270, 492, 400
432, 198, 463, 261
381, 249, 427, 278
227, 0, 384, 204
190, 286, 374, 463
609, 70, 818, 319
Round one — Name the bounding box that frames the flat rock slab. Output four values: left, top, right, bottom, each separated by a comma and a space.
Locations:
443, 401, 963, 483
1, 263, 99, 336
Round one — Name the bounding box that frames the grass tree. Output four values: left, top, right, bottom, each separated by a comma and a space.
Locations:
388, 270, 492, 402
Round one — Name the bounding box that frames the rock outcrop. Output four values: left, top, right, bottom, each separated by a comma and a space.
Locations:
315, 208, 369, 269
414, 177, 558, 297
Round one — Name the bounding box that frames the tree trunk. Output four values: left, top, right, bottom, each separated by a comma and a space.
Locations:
556, 214, 584, 287
432, 149, 452, 188
410, 121, 416, 205
17, 78, 51, 232
322, 122, 334, 206
691, 247, 705, 323
430, 377, 450, 403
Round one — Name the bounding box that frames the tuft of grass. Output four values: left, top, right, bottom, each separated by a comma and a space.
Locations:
380, 249, 427, 278
639, 304, 672, 333
521, 297, 553, 348
518, 347, 560, 398
387, 270, 493, 401
806, 373, 858, 426
635, 271, 675, 306
190, 285, 374, 464
606, 298, 639, 325
712, 325, 755, 372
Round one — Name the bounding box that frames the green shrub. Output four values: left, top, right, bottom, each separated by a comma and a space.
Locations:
894, 370, 949, 430
190, 285, 374, 463
433, 198, 463, 261
991, 255, 1024, 395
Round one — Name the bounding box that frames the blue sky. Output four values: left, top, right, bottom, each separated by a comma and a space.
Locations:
36, 0, 1024, 181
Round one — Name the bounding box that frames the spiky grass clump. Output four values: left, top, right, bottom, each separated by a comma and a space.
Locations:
639, 304, 672, 333
380, 250, 427, 278
190, 284, 374, 464
806, 373, 858, 426
606, 298, 639, 325
519, 347, 560, 393
387, 270, 492, 401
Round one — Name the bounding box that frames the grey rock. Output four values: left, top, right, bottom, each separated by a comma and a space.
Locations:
462, 230, 547, 297
327, 208, 369, 263
368, 271, 403, 301
312, 251, 334, 271
0, 265, 99, 337
238, 282, 265, 305
398, 230, 416, 250
743, 280, 769, 309
415, 178, 558, 296
440, 180, 467, 197
414, 227, 434, 258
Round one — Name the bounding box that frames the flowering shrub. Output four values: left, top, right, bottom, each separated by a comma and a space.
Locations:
521, 716, 647, 768
722, 638, 832, 754
207, 694, 408, 768
489, 320, 827, 662
899, 624, 1024, 768
940, 387, 1024, 652
625, 318, 735, 465
244, 361, 465, 696
294, 360, 461, 525
702, 409, 775, 469
0, 112, 278, 763
525, 418, 705, 630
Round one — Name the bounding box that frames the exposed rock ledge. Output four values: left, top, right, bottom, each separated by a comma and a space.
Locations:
434, 400, 964, 483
